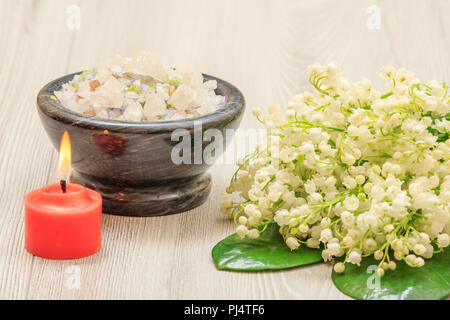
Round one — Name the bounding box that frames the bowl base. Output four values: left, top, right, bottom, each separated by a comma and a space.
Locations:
71, 171, 212, 217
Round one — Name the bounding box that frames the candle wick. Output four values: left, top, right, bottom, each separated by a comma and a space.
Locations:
60, 180, 67, 193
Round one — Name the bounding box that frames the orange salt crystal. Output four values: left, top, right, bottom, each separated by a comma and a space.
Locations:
168, 85, 176, 96
89, 80, 101, 91
87, 110, 97, 117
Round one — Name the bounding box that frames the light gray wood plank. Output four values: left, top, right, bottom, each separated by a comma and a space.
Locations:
0, 0, 76, 299
0, 0, 448, 300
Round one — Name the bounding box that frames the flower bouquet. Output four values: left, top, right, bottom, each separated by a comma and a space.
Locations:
214, 63, 449, 300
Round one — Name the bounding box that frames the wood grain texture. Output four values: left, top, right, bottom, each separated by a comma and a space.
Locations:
0, 0, 448, 300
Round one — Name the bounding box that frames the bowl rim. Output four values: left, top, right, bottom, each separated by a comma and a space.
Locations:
37, 72, 245, 133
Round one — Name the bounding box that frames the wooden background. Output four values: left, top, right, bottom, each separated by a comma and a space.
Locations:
0, 0, 449, 300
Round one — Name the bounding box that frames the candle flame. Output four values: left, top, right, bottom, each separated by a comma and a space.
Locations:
57, 131, 72, 181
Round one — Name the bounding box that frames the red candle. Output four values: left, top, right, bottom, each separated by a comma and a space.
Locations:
24, 131, 102, 259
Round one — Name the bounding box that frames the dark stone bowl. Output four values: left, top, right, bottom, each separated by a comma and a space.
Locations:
37, 72, 244, 216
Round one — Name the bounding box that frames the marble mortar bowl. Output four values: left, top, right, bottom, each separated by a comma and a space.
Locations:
37, 72, 245, 216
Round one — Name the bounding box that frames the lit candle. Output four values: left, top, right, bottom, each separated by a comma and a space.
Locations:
25, 131, 102, 259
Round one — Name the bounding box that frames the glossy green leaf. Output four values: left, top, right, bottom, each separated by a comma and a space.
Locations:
212, 223, 323, 271
332, 249, 450, 300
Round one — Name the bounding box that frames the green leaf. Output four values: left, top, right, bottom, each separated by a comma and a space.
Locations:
422, 111, 450, 122
328, 139, 336, 149
392, 125, 402, 134
212, 223, 323, 271
332, 250, 450, 300
380, 91, 393, 99
427, 126, 449, 142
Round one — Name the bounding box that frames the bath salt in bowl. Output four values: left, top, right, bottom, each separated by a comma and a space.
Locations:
52, 51, 227, 122
37, 57, 245, 216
